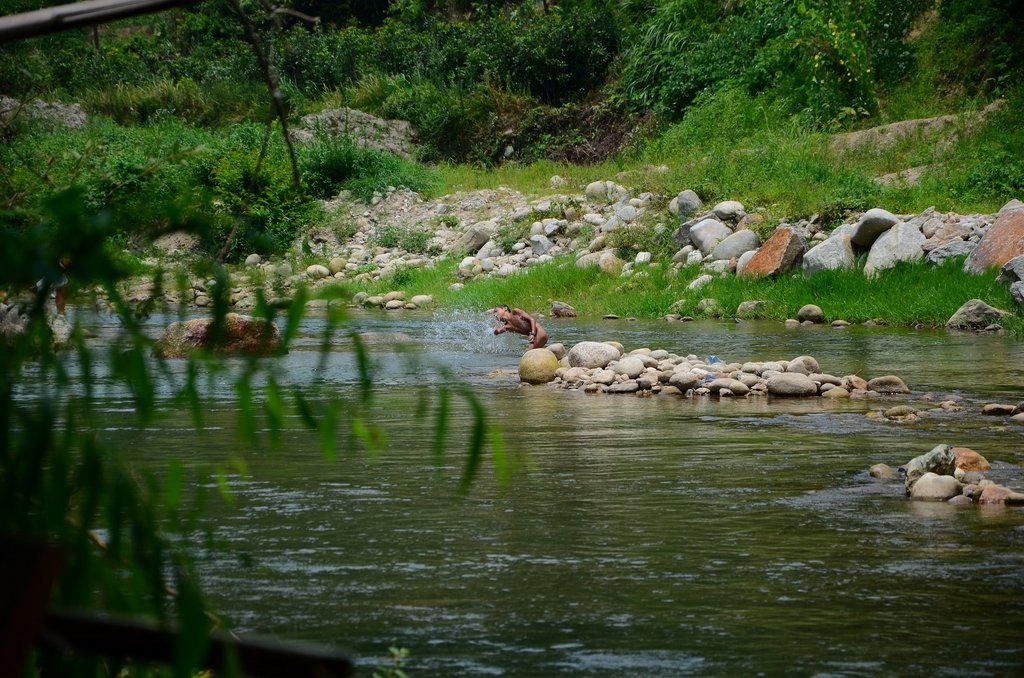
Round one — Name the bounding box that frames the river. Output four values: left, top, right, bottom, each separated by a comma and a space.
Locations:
73, 308, 1024, 676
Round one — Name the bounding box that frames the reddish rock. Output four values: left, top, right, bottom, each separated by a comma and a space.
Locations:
155, 313, 281, 358
964, 209, 1024, 272
740, 226, 806, 277
952, 447, 991, 471
978, 484, 1024, 505
843, 374, 869, 391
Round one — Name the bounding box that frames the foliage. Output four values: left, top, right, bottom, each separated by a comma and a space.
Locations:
608, 223, 674, 261
372, 222, 434, 253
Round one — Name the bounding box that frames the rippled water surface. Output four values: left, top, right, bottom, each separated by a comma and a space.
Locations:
70, 309, 1024, 676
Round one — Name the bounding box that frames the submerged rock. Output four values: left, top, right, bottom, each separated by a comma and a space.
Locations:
155, 313, 281, 358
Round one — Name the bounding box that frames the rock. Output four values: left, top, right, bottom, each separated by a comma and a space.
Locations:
585, 180, 628, 203
843, 374, 868, 391
592, 368, 616, 385
851, 208, 900, 247
740, 226, 806, 277
1009, 281, 1024, 305
670, 189, 703, 218
382, 291, 406, 303
295, 107, 416, 158
952, 447, 991, 471
821, 386, 849, 398
978, 484, 1024, 505
551, 301, 577, 317
867, 375, 910, 394
735, 300, 768, 318
530, 234, 555, 255
689, 219, 733, 255
710, 230, 760, 261
329, 257, 348, 274
598, 252, 625, 274
998, 254, 1024, 285
567, 341, 621, 369
155, 313, 281, 358
869, 463, 900, 481
963, 205, 1024, 273
547, 343, 566, 360
607, 380, 640, 394
910, 472, 963, 501
519, 348, 559, 384
786, 355, 820, 375
708, 378, 750, 396
244, 253, 262, 267
384, 300, 404, 310
981, 403, 1015, 416
455, 220, 499, 252
669, 371, 700, 391
901, 444, 956, 494
410, 294, 433, 306
796, 305, 824, 323
306, 264, 331, 279
712, 200, 745, 221
946, 299, 1011, 329
885, 405, 918, 419
688, 274, 713, 290
766, 373, 818, 397
926, 240, 975, 266
611, 356, 646, 379
863, 221, 926, 277
803, 232, 856, 275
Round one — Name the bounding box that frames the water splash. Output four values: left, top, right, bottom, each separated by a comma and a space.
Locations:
423, 308, 519, 355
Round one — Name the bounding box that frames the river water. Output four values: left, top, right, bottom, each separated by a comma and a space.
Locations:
70, 309, 1024, 676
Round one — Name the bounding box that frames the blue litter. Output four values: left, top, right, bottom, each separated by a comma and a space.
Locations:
707, 355, 721, 364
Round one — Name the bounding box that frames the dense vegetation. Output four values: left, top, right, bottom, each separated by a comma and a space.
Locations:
2, 0, 1024, 265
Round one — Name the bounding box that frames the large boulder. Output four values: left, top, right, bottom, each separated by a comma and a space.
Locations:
803, 232, 856, 276
766, 373, 818, 397
952, 447, 991, 471
946, 299, 1012, 329
712, 200, 746, 221
567, 341, 621, 369
867, 375, 910, 394
155, 313, 281, 358
851, 208, 900, 247
863, 221, 926, 277
786, 355, 820, 375
454, 220, 499, 253
711, 230, 761, 261
519, 348, 559, 384
689, 219, 733, 255
963, 203, 1024, 273
909, 472, 963, 501
740, 226, 806, 278
901, 444, 956, 494
669, 189, 703, 218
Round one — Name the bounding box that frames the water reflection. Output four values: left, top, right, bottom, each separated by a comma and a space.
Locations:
59, 308, 1024, 675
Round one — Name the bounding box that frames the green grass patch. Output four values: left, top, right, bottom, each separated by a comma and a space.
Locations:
351, 253, 1020, 332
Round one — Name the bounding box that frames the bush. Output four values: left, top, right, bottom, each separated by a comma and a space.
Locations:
207, 134, 319, 260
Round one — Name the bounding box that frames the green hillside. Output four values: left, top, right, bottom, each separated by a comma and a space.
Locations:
2, 0, 1023, 263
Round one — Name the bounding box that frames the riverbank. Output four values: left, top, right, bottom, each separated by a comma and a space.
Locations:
100, 180, 1024, 335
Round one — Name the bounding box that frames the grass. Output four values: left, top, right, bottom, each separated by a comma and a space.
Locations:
350, 253, 1021, 332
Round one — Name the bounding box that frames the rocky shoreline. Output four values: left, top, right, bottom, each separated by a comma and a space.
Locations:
123, 179, 1024, 329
